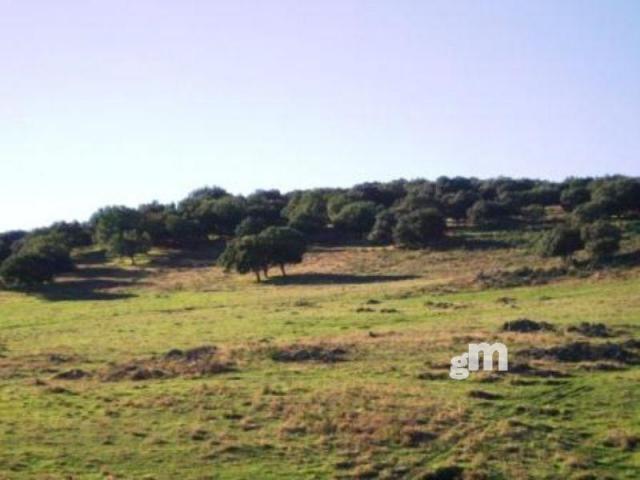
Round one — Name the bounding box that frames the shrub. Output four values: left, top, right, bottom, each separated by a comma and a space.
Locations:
367, 210, 397, 245
520, 204, 545, 222
560, 186, 591, 212
91, 206, 142, 245
332, 201, 378, 236
0, 252, 57, 287
466, 200, 510, 227
580, 221, 621, 262
235, 216, 268, 236
393, 208, 446, 249
107, 230, 151, 264
572, 201, 611, 222
538, 225, 583, 261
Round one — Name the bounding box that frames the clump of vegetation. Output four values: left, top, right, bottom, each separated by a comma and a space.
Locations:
580, 221, 621, 262
537, 224, 583, 262
567, 322, 612, 338
502, 318, 555, 333
476, 266, 568, 288
270, 344, 348, 363
525, 341, 639, 364
393, 208, 446, 248
103, 345, 234, 381
219, 226, 306, 281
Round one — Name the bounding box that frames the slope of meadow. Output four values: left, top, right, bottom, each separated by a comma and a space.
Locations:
0, 227, 639, 479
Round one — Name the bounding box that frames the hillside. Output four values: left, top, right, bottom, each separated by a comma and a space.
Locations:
0, 224, 639, 479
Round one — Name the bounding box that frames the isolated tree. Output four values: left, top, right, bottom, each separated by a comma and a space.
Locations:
367, 209, 397, 245
580, 221, 621, 262
393, 208, 446, 249
537, 224, 583, 262
332, 201, 378, 236
259, 226, 306, 276
107, 230, 151, 264
218, 235, 268, 282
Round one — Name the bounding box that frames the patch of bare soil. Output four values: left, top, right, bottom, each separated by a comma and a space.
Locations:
0, 352, 81, 380
468, 390, 503, 401
102, 345, 234, 381
270, 344, 349, 363
508, 362, 571, 378
54, 369, 91, 380
476, 266, 568, 288
501, 318, 555, 333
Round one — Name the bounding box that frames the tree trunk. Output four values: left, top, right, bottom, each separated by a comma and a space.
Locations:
280, 263, 286, 276
254, 270, 261, 282
130, 255, 136, 266
263, 267, 269, 278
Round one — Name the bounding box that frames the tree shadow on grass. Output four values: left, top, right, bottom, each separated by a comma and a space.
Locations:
264, 273, 417, 286
33, 280, 140, 301
26, 265, 148, 301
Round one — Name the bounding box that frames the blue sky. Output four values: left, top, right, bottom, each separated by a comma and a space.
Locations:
2, 0, 639, 231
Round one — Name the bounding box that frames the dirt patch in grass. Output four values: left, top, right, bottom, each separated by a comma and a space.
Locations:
522, 342, 640, 364
102, 345, 235, 381
53, 369, 91, 380
508, 362, 571, 378
400, 428, 437, 447
567, 322, 612, 338
468, 390, 503, 401
501, 318, 555, 333
0, 352, 82, 380
425, 300, 467, 310
270, 344, 349, 363
476, 266, 568, 288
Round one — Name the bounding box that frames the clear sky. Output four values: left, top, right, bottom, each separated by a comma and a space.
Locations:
2, 0, 639, 231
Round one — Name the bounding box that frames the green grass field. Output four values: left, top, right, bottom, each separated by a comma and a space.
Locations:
1, 228, 639, 479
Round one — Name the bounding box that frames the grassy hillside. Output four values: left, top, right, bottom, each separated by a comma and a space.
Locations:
0, 227, 639, 479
